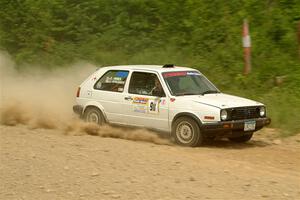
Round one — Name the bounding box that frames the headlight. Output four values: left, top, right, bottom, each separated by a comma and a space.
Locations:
259, 107, 266, 117
220, 109, 228, 121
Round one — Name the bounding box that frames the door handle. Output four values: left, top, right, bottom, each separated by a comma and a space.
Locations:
124, 96, 132, 100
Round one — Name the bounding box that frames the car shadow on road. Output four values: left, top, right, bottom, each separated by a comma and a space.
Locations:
150, 129, 272, 149
109, 126, 272, 149
201, 139, 271, 149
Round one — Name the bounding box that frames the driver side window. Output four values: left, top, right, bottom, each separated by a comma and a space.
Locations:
129, 72, 165, 97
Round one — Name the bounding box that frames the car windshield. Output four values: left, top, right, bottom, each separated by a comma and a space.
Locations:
162, 71, 220, 96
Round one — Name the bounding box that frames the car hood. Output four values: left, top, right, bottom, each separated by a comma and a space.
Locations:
180, 93, 263, 109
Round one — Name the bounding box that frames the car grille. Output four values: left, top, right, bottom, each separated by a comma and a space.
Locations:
229, 107, 260, 120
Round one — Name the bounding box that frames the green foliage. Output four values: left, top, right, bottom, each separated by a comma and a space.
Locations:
0, 0, 299, 135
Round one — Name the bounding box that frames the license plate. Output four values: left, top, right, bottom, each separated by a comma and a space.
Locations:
244, 121, 256, 131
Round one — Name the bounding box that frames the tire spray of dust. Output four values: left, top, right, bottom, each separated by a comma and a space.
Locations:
0, 52, 171, 145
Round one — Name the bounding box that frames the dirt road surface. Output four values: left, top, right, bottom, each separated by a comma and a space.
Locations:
1, 125, 299, 200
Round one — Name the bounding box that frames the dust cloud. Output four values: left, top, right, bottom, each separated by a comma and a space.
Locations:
0, 52, 171, 145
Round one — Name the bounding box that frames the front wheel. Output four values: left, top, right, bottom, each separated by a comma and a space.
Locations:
228, 132, 253, 143
83, 107, 104, 125
172, 117, 203, 147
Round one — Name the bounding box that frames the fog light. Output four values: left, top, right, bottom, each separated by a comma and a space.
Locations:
223, 124, 230, 128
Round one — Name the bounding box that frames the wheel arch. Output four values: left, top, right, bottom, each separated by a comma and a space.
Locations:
172, 112, 203, 130
83, 101, 108, 122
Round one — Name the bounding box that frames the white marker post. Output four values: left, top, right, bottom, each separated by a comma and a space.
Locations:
243, 19, 251, 75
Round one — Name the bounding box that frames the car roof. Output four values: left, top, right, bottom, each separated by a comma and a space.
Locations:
100, 65, 198, 73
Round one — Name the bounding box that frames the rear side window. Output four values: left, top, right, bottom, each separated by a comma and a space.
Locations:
94, 70, 129, 92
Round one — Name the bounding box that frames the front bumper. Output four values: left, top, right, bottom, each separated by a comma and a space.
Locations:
201, 117, 271, 137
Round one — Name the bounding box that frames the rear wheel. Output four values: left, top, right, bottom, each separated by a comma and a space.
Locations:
172, 117, 203, 147
83, 107, 104, 125
228, 132, 253, 143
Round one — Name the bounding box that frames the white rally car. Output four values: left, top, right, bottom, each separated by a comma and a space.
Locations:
73, 64, 271, 147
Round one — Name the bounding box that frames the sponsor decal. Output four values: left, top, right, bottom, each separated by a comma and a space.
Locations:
163, 71, 200, 77
134, 105, 147, 113
132, 97, 160, 114
114, 77, 122, 81
204, 116, 215, 120
187, 71, 200, 76
116, 71, 129, 78
132, 97, 159, 114
163, 71, 187, 77
133, 97, 148, 104
105, 77, 125, 84
160, 99, 166, 105
170, 98, 176, 102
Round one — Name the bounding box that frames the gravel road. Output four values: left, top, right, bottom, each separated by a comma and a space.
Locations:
1, 125, 299, 200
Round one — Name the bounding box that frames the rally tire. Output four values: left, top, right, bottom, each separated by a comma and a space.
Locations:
172, 117, 203, 147
83, 107, 105, 125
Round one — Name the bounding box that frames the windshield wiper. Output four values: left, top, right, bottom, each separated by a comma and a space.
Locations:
201, 90, 220, 95
176, 92, 200, 96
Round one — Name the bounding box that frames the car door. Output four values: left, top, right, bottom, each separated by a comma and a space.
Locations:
92, 69, 130, 123
122, 71, 169, 131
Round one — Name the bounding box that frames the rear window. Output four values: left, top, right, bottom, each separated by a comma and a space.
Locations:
94, 70, 129, 92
